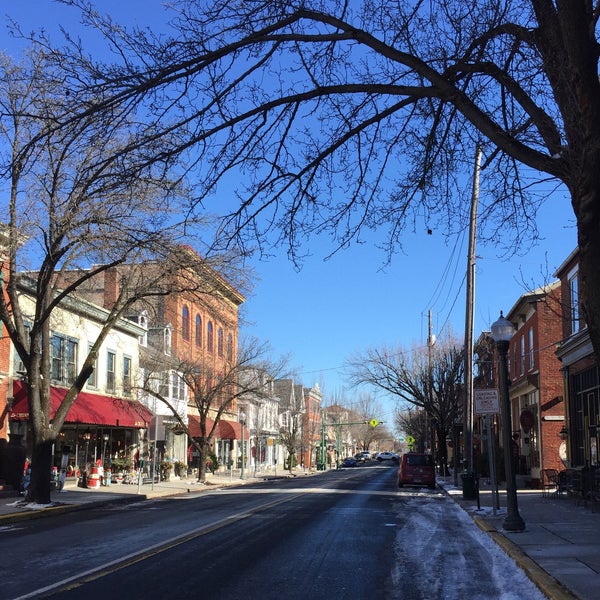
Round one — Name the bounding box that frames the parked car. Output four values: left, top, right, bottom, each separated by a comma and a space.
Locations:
341, 457, 357, 468
354, 451, 371, 463
397, 453, 436, 489
376, 451, 399, 462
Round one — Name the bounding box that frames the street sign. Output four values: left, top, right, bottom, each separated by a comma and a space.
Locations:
474, 389, 500, 414
369, 419, 379, 428
405, 435, 415, 445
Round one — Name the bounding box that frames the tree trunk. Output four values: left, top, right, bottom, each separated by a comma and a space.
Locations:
196, 441, 209, 483
435, 427, 450, 476
25, 439, 53, 505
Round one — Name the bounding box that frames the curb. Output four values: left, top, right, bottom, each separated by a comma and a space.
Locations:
0, 493, 151, 525
469, 511, 578, 600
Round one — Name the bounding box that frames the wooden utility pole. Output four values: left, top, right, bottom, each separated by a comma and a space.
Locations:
463, 144, 482, 476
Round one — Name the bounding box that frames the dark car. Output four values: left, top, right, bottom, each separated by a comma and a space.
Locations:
354, 451, 371, 463
341, 457, 357, 468
397, 453, 435, 489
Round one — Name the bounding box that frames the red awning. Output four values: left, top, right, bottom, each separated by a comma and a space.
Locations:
10, 380, 152, 428
188, 414, 247, 440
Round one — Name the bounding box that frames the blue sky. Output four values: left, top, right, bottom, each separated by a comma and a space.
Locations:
2, 2, 579, 423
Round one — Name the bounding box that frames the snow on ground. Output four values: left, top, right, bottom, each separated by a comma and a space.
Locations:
389, 492, 546, 600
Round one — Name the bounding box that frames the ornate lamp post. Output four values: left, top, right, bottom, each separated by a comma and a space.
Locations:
240, 410, 246, 480
491, 312, 525, 532
82, 429, 91, 469
102, 433, 110, 464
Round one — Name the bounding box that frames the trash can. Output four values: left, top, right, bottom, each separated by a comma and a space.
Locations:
461, 471, 478, 500
316, 462, 326, 471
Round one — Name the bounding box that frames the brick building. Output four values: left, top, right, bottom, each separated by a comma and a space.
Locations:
301, 383, 323, 468
555, 247, 600, 468
505, 282, 565, 482
58, 249, 246, 468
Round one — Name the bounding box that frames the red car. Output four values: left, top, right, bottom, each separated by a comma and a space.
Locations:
398, 453, 436, 489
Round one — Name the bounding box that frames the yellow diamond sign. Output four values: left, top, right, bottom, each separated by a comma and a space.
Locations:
369, 419, 379, 428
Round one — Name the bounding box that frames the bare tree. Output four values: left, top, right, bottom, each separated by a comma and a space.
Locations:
140, 337, 287, 483
349, 338, 464, 472
29, 1, 600, 361
0, 51, 209, 504
350, 393, 386, 452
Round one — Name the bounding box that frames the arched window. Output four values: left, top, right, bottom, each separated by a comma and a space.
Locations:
182, 305, 190, 340
195, 314, 202, 347
207, 321, 214, 352
227, 333, 233, 362
217, 328, 224, 357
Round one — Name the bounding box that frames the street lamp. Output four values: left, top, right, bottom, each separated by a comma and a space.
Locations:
240, 410, 246, 480
491, 312, 525, 532
82, 429, 91, 469
102, 433, 110, 464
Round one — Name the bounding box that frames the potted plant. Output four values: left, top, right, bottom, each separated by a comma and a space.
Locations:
160, 460, 173, 481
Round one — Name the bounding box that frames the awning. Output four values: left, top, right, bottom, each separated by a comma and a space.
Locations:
9, 380, 152, 428
188, 414, 248, 440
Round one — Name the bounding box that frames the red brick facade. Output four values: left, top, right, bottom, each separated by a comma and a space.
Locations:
506, 282, 565, 479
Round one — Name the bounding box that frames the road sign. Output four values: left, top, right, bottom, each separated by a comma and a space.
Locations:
369, 419, 379, 428
405, 435, 415, 445
474, 389, 500, 414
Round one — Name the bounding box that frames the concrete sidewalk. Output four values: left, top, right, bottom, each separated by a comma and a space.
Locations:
2, 470, 599, 600
0, 470, 292, 522
439, 475, 600, 600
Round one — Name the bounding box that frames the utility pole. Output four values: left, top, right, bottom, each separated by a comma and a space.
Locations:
463, 144, 482, 482
427, 310, 436, 459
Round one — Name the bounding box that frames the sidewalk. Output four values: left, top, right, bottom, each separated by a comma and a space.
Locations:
0, 470, 287, 523
2, 471, 599, 600
439, 475, 600, 600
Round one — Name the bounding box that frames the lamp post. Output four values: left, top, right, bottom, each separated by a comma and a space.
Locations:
491, 312, 525, 532
83, 429, 91, 469
240, 410, 246, 480
102, 433, 109, 464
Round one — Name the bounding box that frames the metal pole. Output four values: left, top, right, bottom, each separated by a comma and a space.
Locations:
497, 339, 525, 531
241, 416, 245, 479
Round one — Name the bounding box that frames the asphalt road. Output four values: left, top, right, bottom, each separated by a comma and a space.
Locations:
3, 463, 545, 600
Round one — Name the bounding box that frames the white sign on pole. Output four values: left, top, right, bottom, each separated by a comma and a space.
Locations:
474, 389, 500, 415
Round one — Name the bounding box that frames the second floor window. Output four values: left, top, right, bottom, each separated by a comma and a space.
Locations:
520, 335, 525, 375
182, 305, 190, 340
528, 327, 534, 370
106, 351, 116, 393
195, 314, 202, 347
207, 321, 214, 353
227, 333, 233, 362
51, 335, 78, 385
87, 344, 98, 388
123, 356, 132, 395
218, 328, 224, 357
569, 270, 580, 334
